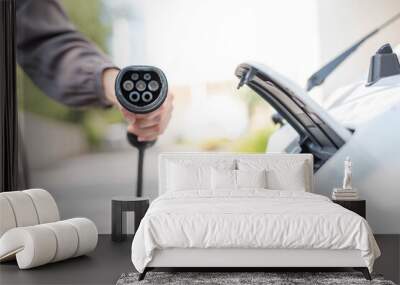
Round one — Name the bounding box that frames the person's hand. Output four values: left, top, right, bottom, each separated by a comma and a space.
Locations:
102, 68, 173, 142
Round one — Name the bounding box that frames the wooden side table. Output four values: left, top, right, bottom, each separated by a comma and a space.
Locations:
112, 196, 149, 242
332, 199, 366, 219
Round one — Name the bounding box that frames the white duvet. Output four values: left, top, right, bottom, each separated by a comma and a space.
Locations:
131, 190, 380, 272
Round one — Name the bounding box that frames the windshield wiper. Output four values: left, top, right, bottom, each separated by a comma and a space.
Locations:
306, 12, 400, 91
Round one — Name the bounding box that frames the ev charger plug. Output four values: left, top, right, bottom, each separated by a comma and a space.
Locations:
115, 66, 168, 197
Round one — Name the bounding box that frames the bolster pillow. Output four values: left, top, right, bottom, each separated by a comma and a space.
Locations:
0, 218, 98, 269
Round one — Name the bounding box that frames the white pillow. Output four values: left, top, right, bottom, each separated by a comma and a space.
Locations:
237, 159, 307, 191
167, 163, 211, 191
211, 168, 236, 190
211, 168, 268, 190
236, 169, 268, 189
266, 162, 306, 191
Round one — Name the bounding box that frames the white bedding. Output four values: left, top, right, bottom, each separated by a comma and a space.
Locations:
131, 190, 380, 273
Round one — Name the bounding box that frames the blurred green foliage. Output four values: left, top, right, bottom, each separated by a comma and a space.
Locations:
18, 0, 123, 148
62, 0, 110, 52
199, 138, 231, 151
237, 85, 266, 116
230, 126, 278, 153
198, 125, 278, 153
231, 85, 277, 153
197, 84, 277, 153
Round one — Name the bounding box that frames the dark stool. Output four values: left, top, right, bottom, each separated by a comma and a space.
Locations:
112, 196, 149, 242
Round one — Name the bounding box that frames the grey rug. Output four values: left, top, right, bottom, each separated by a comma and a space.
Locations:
116, 272, 396, 285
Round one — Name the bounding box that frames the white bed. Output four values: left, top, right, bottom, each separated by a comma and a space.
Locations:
131, 153, 380, 280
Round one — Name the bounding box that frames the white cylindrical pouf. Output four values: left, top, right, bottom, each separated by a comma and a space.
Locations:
1, 192, 39, 227
64, 218, 98, 257
0, 226, 57, 269
0, 188, 98, 269
43, 221, 79, 262
23, 189, 60, 223
0, 195, 17, 237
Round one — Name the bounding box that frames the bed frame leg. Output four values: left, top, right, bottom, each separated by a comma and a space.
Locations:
138, 268, 148, 281
354, 267, 371, 280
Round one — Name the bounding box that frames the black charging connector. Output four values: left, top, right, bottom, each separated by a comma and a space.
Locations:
115, 66, 168, 197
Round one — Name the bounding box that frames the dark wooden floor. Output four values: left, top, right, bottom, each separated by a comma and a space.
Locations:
0, 235, 398, 285
374, 234, 400, 283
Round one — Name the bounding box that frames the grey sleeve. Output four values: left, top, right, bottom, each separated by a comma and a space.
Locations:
16, 0, 117, 108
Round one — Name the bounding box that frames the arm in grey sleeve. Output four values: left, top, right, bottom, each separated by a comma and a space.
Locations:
16, 0, 117, 108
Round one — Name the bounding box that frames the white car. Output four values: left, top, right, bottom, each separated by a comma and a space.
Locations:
235, 47, 400, 234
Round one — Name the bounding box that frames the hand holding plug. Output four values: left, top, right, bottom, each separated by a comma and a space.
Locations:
103, 66, 172, 197
102, 67, 173, 142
